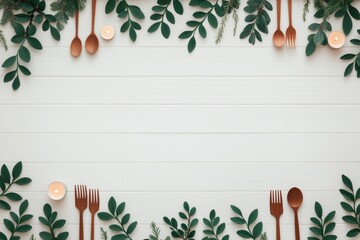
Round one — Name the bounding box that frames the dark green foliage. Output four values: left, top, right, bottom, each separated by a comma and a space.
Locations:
105, 0, 145, 42
0, 161, 32, 211
0, 200, 33, 240
98, 197, 138, 240
230, 205, 264, 240
146, 222, 170, 240
1, 0, 61, 90
38, 204, 69, 240
216, 0, 240, 44
308, 201, 337, 240
179, 0, 224, 53
341, 29, 360, 78
203, 209, 229, 240
0, 29, 8, 50
339, 174, 360, 238
148, 0, 184, 39
163, 201, 198, 240
239, 0, 272, 45
50, 0, 87, 30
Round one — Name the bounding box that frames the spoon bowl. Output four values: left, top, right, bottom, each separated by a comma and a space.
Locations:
273, 29, 285, 48
287, 187, 303, 240
70, 37, 82, 57
85, 34, 99, 54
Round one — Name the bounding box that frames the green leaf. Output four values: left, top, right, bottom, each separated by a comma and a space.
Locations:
188, 37, 196, 53
231, 217, 246, 224
343, 12, 352, 35
53, 219, 66, 229
15, 177, 32, 185
324, 211, 336, 224
18, 45, 30, 63
231, 205, 243, 216
12, 76, 21, 90
310, 226, 322, 235
203, 230, 213, 235
4, 219, 15, 232
129, 27, 137, 42
173, 0, 184, 15
209, 209, 215, 220
121, 213, 130, 225
350, 39, 360, 45
20, 214, 33, 224
148, 22, 161, 33
166, 11, 175, 24
179, 31, 193, 39
11, 162, 22, 180
310, 217, 322, 228
252, 222, 263, 239
19, 65, 31, 76
315, 202, 322, 218
347, 228, 360, 237
161, 22, 170, 39
116, 202, 126, 216
50, 26, 60, 41
208, 13, 218, 28
1, 165, 11, 184
349, 4, 360, 20
2, 56, 17, 68
344, 62, 354, 77
5, 192, 22, 201
112, 234, 128, 240
324, 222, 336, 234
341, 54, 356, 60
340, 189, 355, 201
179, 212, 187, 219
341, 201, 354, 212
237, 230, 252, 238
39, 232, 52, 240
0, 200, 11, 210
106, 0, 116, 14
356, 188, 360, 199
127, 221, 137, 234
108, 197, 117, 215
217, 223, 225, 235
129, 6, 145, 19
203, 218, 212, 228
57, 232, 69, 240
248, 209, 258, 225
190, 218, 199, 228
39, 216, 49, 226
27, 37, 43, 50
0, 232, 7, 240
10, 212, 18, 223
109, 224, 123, 232
4, 71, 16, 83
342, 175, 354, 191
199, 25, 207, 38
98, 212, 113, 221
16, 224, 32, 232
323, 235, 337, 240
342, 215, 358, 224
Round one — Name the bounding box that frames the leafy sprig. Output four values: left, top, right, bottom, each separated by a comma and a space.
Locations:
203, 209, 229, 240
341, 29, 360, 78
339, 174, 360, 238
215, 0, 240, 44
98, 196, 138, 240
38, 203, 69, 240
0, 29, 8, 50
308, 201, 337, 240
239, 0, 272, 45
105, 0, 145, 42
0, 200, 33, 240
2, 0, 61, 90
101, 228, 109, 240
148, 0, 184, 39
163, 201, 199, 240
333, 0, 360, 36
179, 0, 224, 53
50, 0, 87, 31
230, 205, 264, 240
146, 221, 170, 240
0, 161, 32, 211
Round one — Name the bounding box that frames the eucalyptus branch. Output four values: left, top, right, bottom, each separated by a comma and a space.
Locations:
98, 197, 138, 240
0, 161, 32, 211
231, 205, 265, 240
203, 209, 229, 240
163, 201, 199, 240
39, 203, 69, 240
308, 201, 337, 240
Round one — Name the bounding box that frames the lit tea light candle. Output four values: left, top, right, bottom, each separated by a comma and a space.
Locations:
48, 181, 66, 200
101, 25, 115, 40
328, 31, 345, 49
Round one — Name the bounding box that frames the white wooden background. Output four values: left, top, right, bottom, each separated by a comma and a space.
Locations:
1, 0, 360, 239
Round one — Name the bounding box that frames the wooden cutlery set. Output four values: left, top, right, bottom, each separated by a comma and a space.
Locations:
75, 185, 100, 240
270, 187, 303, 240
273, 0, 296, 48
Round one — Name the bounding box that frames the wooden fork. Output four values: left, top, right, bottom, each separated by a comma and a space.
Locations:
75, 185, 87, 240
270, 190, 283, 240
285, 0, 296, 48
89, 189, 100, 240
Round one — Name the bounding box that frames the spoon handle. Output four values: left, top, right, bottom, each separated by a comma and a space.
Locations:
276, 0, 281, 29
294, 210, 300, 240
91, 0, 96, 32
75, 9, 79, 37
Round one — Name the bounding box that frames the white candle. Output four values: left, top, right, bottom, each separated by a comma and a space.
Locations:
48, 181, 66, 200
328, 31, 345, 49
101, 25, 115, 40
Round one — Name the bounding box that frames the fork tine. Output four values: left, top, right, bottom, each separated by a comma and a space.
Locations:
279, 190, 282, 203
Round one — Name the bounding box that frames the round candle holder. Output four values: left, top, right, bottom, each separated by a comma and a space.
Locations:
328, 31, 345, 49
101, 25, 115, 40
48, 181, 66, 200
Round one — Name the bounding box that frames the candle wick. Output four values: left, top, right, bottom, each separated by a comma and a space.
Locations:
335, 36, 338, 41
55, 189, 59, 193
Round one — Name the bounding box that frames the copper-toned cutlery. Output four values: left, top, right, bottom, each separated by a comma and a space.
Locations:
287, 187, 303, 240
273, 0, 285, 47
285, 0, 296, 48
85, 0, 99, 54
270, 190, 283, 240
89, 189, 100, 240
75, 185, 88, 240
70, 8, 82, 57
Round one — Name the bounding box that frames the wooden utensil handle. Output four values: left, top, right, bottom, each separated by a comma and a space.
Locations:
75, 10, 79, 36
91, 214, 95, 240
276, 0, 281, 29
294, 210, 300, 240
276, 216, 281, 240
91, 0, 96, 32
79, 212, 84, 240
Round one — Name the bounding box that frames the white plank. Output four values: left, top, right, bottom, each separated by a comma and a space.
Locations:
6, 162, 359, 191
1, 77, 360, 105
1, 133, 360, 163
0, 106, 360, 133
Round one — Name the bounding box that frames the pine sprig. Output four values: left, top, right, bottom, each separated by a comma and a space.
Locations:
163, 201, 199, 240
0, 29, 8, 50
105, 0, 145, 42
339, 174, 360, 238
148, 0, 184, 39
203, 209, 229, 240
0, 200, 33, 240
0, 0, 22, 26
230, 205, 264, 240
179, 0, 224, 53
239, 0, 273, 45
146, 222, 171, 240
98, 197, 138, 240
0, 161, 32, 211
38, 203, 69, 240
215, 0, 240, 44
50, 0, 87, 30
341, 29, 360, 78
101, 228, 109, 240
308, 201, 337, 240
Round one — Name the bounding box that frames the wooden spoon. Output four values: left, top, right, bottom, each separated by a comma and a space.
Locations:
85, 0, 99, 54
287, 187, 303, 240
70, 9, 82, 57
273, 0, 285, 48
